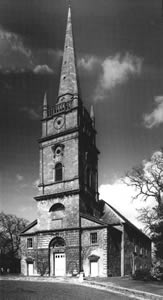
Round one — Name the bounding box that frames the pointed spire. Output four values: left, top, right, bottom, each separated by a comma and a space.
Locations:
90, 105, 95, 127
43, 92, 48, 118
57, 5, 78, 103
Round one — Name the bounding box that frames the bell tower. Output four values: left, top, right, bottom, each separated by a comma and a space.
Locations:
34, 5, 99, 232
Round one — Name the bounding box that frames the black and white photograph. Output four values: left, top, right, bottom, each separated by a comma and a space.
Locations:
0, 0, 163, 299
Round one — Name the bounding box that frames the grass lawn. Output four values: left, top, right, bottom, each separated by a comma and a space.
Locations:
0, 279, 130, 300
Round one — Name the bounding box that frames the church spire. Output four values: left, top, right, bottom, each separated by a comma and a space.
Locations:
57, 5, 78, 103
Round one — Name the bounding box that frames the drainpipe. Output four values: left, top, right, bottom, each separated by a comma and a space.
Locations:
121, 223, 125, 277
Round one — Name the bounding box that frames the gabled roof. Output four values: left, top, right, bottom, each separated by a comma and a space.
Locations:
20, 219, 37, 235
100, 200, 151, 241
80, 212, 107, 227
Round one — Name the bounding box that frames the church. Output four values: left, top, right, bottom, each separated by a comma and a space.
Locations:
20, 6, 151, 277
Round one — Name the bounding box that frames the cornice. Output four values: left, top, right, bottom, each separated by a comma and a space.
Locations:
34, 188, 80, 201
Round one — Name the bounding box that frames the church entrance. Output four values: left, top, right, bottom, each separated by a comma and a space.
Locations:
49, 237, 66, 276
54, 253, 66, 276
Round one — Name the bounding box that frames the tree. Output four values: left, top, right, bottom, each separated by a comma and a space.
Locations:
0, 212, 28, 273
124, 150, 163, 259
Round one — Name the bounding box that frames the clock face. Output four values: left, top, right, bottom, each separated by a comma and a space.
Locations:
54, 116, 64, 130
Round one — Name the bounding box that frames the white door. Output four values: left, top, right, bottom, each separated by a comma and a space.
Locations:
54, 253, 66, 276
28, 263, 34, 276
90, 261, 98, 277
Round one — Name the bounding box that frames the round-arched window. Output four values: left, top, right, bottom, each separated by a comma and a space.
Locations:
50, 237, 65, 248
49, 203, 65, 212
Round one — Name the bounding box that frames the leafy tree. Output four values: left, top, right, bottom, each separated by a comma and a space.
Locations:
124, 150, 163, 259
0, 212, 28, 272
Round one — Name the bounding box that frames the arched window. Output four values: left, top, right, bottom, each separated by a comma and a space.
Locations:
50, 237, 65, 248
55, 163, 62, 182
49, 203, 65, 212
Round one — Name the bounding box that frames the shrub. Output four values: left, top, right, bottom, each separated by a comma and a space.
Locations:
151, 266, 163, 281
132, 268, 151, 281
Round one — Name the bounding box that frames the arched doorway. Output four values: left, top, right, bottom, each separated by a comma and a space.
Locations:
49, 237, 66, 276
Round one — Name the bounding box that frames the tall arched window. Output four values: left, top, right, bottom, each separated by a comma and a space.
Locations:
55, 163, 62, 182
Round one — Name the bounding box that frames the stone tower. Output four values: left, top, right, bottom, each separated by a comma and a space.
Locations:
35, 6, 99, 226
33, 5, 99, 274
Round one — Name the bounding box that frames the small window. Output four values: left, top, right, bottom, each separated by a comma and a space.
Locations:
90, 232, 97, 244
27, 238, 33, 248
55, 163, 62, 182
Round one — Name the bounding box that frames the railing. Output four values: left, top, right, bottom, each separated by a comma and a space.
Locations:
47, 100, 73, 117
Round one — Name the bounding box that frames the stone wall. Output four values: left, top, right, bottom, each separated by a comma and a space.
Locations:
81, 227, 107, 277
37, 194, 79, 231
108, 227, 121, 276
39, 131, 79, 192
21, 229, 80, 276
124, 225, 151, 275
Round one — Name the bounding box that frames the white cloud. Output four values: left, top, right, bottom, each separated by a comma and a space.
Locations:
0, 29, 32, 58
33, 64, 54, 74
78, 55, 100, 71
0, 28, 62, 72
0, 28, 34, 68
143, 96, 163, 128
94, 53, 142, 101
99, 179, 154, 229
33, 178, 39, 188
20, 107, 40, 120
16, 174, 24, 182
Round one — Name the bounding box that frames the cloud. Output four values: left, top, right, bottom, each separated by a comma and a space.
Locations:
33, 178, 39, 188
0, 28, 34, 69
16, 174, 24, 182
78, 55, 100, 71
143, 96, 163, 128
0, 28, 62, 72
99, 180, 142, 228
20, 107, 40, 120
0, 29, 32, 59
94, 53, 142, 101
33, 64, 54, 74
99, 177, 155, 230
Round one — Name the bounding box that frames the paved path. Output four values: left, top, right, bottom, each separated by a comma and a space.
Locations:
87, 277, 163, 298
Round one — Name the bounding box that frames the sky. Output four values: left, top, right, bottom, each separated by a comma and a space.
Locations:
0, 0, 163, 229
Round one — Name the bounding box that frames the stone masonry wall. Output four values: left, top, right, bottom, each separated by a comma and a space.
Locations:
37, 194, 79, 231
124, 225, 151, 275
39, 132, 79, 192
108, 227, 121, 276
81, 228, 107, 277
21, 229, 80, 276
